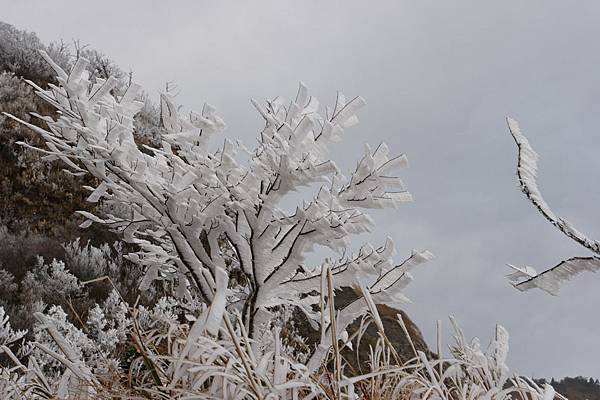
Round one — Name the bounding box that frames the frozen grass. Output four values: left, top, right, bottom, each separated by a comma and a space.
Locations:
0, 278, 563, 399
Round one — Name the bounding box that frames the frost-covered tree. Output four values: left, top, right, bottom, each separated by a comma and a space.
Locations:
506, 117, 600, 294
0, 21, 69, 83
5, 51, 432, 370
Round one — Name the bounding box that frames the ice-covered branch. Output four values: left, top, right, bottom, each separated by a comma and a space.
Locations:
508, 118, 600, 253
506, 117, 600, 293
507, 257, 600, 295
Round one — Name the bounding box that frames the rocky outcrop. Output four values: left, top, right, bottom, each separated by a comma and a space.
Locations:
336, 288, 431, 369
291, 287, 430, 369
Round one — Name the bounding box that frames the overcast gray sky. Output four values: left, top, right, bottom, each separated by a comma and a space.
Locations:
3, 0, 600, 379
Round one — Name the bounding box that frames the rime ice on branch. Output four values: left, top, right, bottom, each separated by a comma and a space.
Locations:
506, 117, 600, 295
4, 51, 431, 366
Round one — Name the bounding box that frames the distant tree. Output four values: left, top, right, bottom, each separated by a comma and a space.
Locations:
548, 376, 600, 400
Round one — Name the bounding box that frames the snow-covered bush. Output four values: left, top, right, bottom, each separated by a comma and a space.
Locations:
28, 290, 130, 377
2, 256, 94, 342
22, 258, 84, 302
0, 235, 148, 340
5, 51, 434, 369
63, 239, 122, 282
63, 239, 152, 304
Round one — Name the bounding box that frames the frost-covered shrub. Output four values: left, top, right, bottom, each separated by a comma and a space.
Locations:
22, 258, 83, 300
0, 31, 166, 239
63, 239, 121, 282
63, 239, 151, 304
21, 258, 84, 307
31, 305, 95, 374
0, 22, 60, 83
86, 291, 131, 351
30, 291, 131, 377
6, 51, 435, 376
15, 257, 91, 335
0, 22, 167, 243
0, 236, 150, 340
